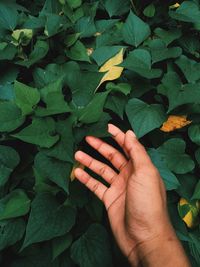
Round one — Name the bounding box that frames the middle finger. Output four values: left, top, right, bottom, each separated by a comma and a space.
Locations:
85, 135, 128, 172
74, 150, 118, 184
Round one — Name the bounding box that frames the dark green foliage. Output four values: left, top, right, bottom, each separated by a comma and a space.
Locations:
0, 0, 200, 266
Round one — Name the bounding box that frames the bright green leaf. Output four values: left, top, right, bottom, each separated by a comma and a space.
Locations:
11, 118, 59, 148
0, 189, 30, 220
21, 193, 76, 249
125, 98, 166, 138
157, 138, 195, 174
122, 11, 151, 47
0, 102, 25, 132
14, 81, 40, 115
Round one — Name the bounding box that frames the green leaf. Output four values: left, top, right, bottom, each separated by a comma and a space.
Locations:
0, 145, 20, 187
176, 174, 198, 199
35, 92, 71, 116
148, 39, 182, 63
121, 48, 162, 79
66, 0, 82, 9
16, 40, 49, 68
157, 138, 195, 174
175, 55, 200, 83
143, 4, 156, 18
34, 152, 71, 193
44, 14, 62, 37
188, 124, 200, 145
65, 41, 90, 62
14, 81, 40, 115
92, 46, 125, 66
0, 43, 17, 60
125, 98, 166, 138
148, 148, 180, 190
196, 148, 200, 165
41, 117, 75, 163
104, 94, 127, 120
11, 117, 59, 148
103, 0, 130, 17
52, 233, 72, 260
154, 28, 182, 46
0, 218, 25, 251
122, 11, 151, 47
0, 102, 25, 132
70, 224, 112, 267
0, 3, 18, 30
105, 82, 131, 96
158, 71, 200, 112
78, 91, 109, 124
169, 1, 200, 23
0, 189, 30, 220
21, 193, 76, 249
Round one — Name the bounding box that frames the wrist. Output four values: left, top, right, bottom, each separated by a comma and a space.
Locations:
136, 226, 191, 267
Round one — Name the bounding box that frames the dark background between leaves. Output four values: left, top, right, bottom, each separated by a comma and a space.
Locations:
0, 0, 200, 266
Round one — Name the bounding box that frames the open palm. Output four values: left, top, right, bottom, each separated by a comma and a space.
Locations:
74, 124, 170, 266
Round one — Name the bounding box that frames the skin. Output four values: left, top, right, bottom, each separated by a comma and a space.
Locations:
74, 123, 191, 267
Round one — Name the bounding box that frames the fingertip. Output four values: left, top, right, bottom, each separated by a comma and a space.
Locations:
126, 130, 136, 139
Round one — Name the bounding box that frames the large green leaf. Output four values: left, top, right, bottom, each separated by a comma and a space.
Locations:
169, 1, 200, 23
0, 3, 18, 30
175, 55, 200, 83
34, 152, 71, 193
125, 98, 166, 138
158, 71, 200, 112
77, 91, 109, 124
121, 48, 162, 78
0, 102, 25, 132
122, 11, 151, 47
52, 233, 72, 260
103, 0, 130, 17
41, 117, 75, 163
148, 149, 180, 190
157, 138, 195, 174
0, 189, 30, 220
65, 41, 90, 62
14, 81, 40, 116
21, 193, 76, 249
0, 218, 25, 251
148, 39, 182, 63
70, 224, 112, 267
11, 118, 59, 148
0, 145, 20, 187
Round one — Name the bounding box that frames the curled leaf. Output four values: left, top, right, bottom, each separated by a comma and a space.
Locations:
160, 115, 192, 132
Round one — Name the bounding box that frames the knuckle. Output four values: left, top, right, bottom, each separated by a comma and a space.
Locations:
99, 166, 106, 176
119, 160, 128, 171
92, 182, 99, 193
107, 151, 116, 161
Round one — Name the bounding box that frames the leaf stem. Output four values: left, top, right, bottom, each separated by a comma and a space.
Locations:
130, 0, 139, 16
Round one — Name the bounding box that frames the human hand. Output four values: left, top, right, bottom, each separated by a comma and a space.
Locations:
74, 124, 191, 267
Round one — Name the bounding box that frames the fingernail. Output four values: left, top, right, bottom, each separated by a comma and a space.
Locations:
127, 130, 136, 138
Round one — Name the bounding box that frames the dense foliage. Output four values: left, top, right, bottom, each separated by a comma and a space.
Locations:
0, 0, 200, 266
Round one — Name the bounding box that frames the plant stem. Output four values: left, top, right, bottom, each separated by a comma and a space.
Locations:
130, 0, 139, 16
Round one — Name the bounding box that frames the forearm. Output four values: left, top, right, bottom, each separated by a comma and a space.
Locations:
128, 228, 191, 267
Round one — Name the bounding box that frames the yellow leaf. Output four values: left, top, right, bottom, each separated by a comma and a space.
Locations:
97, 48, 124, 90
160, 115, 192, 132
169, 3, 180, 9
70, 161, 85, 181
178, 198, 200, 228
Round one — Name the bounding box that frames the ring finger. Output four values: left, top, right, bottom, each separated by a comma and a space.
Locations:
74, 150, 118, 184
